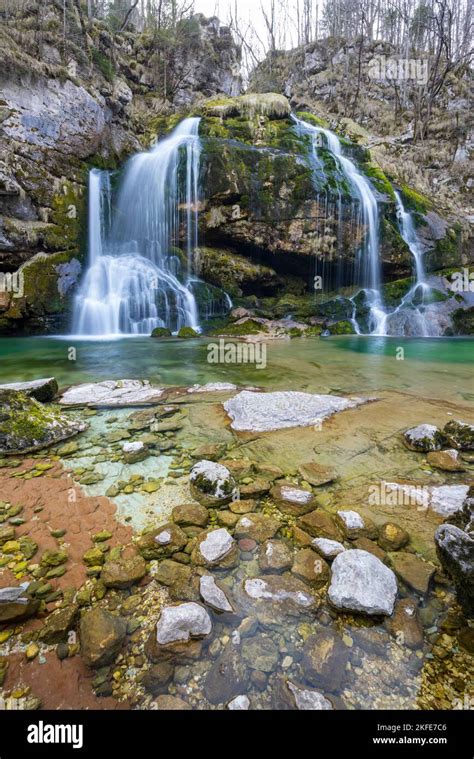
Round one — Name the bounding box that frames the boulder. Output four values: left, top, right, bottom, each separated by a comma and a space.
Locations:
234, 513, 281, 542
258, 539, 293, 572
0, 389, 87, 455
155, 602, 212, 645
191, 527, 238, 569
291, 547, 331, 588
199, 575, 233, 613
312, 537, 346, 560
302, 629, 349, 691
0, 377, 58, 402
435, 524, 474, 616
297, 510, 342, 541
403, 424, 444, 451
172, 502, 209, 528
426, 449, 465, 472
223, 390, 367, 432
136, 523, 187, 560
388, 552, 436, 595
443, 420, 474, 450
80, 608, 127, 668
189, 460, 237, 506
378, 522, 409, 551
270, 482, 316, 515
328, 549, 398, 616
101, 555, 147, 589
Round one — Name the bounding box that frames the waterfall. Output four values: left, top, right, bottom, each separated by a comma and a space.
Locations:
292, 115, 387, 335
72, 118, 202, 337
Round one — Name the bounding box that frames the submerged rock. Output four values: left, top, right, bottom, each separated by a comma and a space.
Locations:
443, 420, 474, 450
298, 462, 337, 486
239, 573, 319, 625
60, 379, 165, 407
270, 482, 317, 515
388, 552, 436, 596
328, 549, 398, 616
172, 502, 209, 528
204, 643, 249, 704
336, 510, 377, 540
286, 681, 334, 710
0, 377, 58, 402
122, 440, 149, 464
0, 389, 87, 455
189, 460, 237, 506
227, 695, 250, 710
101, 554, 147, 589
435, 524, 474, 616
292, 547, 330, 588
403, 424, 445, 451
223, 390, 368, 432
191, 527, 238, 568
136, 523, 187, 560
234, 513, 281, 542
297, 510, 342, 541
302, 629, 349, 691
155, 602, 212, 645
199, 575, 233, 612
80, 608, 127, 668
426, 448, 465, 471
388, 599, 424, 649
258, 539, 293, 572
378, 522, 409, 551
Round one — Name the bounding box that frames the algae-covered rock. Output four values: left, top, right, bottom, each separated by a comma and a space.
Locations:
189, 460, 237, 506
150, 327, 172, 338
80, 607, 127, 668
177, 326, 200, 338
0, 389, 87, 455
0, 377, 58, 402
403, 423, 445, 452
443, 420, 474, 451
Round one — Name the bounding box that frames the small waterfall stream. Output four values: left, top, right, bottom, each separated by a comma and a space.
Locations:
292, 115, 387, 335
72, 118, 202, 337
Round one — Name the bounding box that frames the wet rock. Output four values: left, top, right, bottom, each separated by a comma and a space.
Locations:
302, 629, 349, 691
388, 552, 436, 596
38, 604, 79, 644
172, 502, 209, 528
204, 643, 249, 704
83, 546, 106, 567
239, 478, 271, 499
154, 559, 192, 586
328, 549, 398, 616
312, 537, 345, 560
189, 460, 237, 506
0, 389, 87, 455
426, 449, 466, 471
435, 524, 474, 616
403, 424, 445, 452
191, 527, 238, 569
0, 582, 39, 623
286, 680, 334, 710
191, 442, 227, 461
234, 513, 280, 542
443, 420, 474, 450
122, 440, 149, 464
292, 547, 331, 588
141, 662, 174, 694
258, 539, 293, 572
80, 608, 127, 668
239, 573, 319, 626
216, 510, 239, 528
137, 523, 187, 560
101, 554, 146, 589
270, 482, 316, 515
155, 695, 191, 710
223, 390, 367, 432
227, 695, 250, 710
40, 549, 68, 567
298, 462, 336, 487
353, 537, 386, 561
156, 602, 212, 646
229, 498, 256, 514
336, 510, 377, 540
199, 575, 233, 612
297, 510, 342, 541
378, 522, 409, 551
241, 635, 279, 672
0, 377, 58, 402
60, 379, 165, 407
387, 599, 424, 649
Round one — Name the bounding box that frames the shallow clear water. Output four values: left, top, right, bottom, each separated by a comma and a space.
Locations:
0, 335, 472, 401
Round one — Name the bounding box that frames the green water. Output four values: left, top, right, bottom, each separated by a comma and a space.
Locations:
0, 335, 472, 401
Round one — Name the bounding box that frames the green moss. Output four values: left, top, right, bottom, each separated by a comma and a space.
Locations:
400, 184, 432, 214
426, 224, 463, 270
91, 49, 114, 82
382, 277, 413, 306
211, 318, 269, 336
49, 181, 85, 252
150, 327, 172, 338
295, 111, 329, 129
177, 326, 200, 338
363, 164, 395, 199
0, 390, 69, 452
452, 307, 474, 334
329, 320, 355, 334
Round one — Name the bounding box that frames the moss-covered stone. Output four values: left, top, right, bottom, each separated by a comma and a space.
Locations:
177, 326, 200, 338
399, 184, 432, 214
150, 327, 172, 338
329, 319, 355, 334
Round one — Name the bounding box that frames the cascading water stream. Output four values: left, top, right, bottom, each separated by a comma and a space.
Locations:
72, 118, 202, 337
292, 115, 387, 335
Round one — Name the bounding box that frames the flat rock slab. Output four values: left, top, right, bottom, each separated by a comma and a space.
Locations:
0, 377, 58, 402
60, 380, 165, 407
223, 390, 368, 432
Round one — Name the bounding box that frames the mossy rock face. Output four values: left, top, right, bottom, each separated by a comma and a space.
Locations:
313, 296, 354, 321
382, 277, 413, 306
150, 327, 172, 338
424, 223, 464, 271
362, 163, 395, 199
201, 93, 291, 121
193, 247, 281, 298
0, 389, 88, 455
328, 319, 355, 335
399, 184, 432, 215
209, 318, 269, 337
177, 326, 200, 339
452, 306, 474, 335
